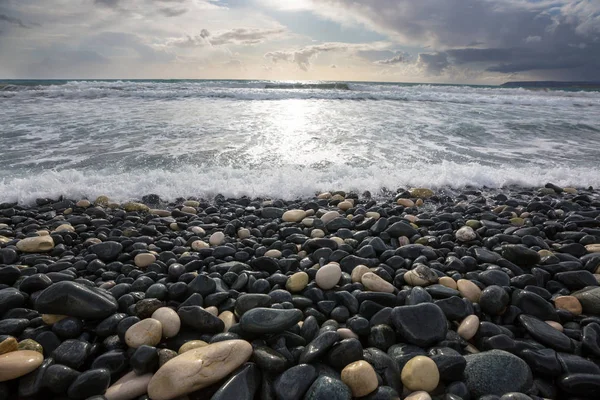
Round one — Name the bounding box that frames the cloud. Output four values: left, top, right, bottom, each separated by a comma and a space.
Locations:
158, 7, 188, 17
264, 41, 390, 71
374, 54, 406, 65
167, 27, 285, 47
0, 13, 30, 28
271, 0, 600, 79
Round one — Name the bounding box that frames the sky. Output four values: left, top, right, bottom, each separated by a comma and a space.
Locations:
0, 0, 599, 83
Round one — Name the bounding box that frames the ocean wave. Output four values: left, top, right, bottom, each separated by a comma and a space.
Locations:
1, 162, 598, 205
1, 80, 599, 107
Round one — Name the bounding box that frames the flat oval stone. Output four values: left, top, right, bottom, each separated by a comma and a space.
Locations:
554, 296, 582, 315
34, 281, 118, 320
341, 360, 378, 397
351, 265, 370, 283
286, 272, 309, 293
316, 263, 342, 290
512, 290, 558, 321
299, 331, 340, 364
209, 231, 225, 246
457, 315, 479, 340
518, 314, 572, 352
401, 355, 440, 392
558, 373, 600, 397
148, 340, 252, 400
16, 236, 54, 253
240, 308, 302, 334
362, 272, 395, 293
124, 318, 163, 348
134, 253, 156, 268
0, 350, 43, 382
283, 209, 307, 222
456, 226, 477, 242
391, 303, 447, 347
305, 376, 352, 400
178, 306, 224, 334
151, 307, 180, 338
0, 336, 18, 355
105, 370, 153, 400
464, 350, 532, 397
178, 340, 208, 354
457, 279, 481, 303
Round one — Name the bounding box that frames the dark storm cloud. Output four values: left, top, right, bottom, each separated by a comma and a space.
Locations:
312, 0, 600, 79
94, 0, 120, 7
0, 13, 29, 28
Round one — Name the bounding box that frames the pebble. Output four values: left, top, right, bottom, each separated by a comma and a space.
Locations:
391, 303, 447, 347
134, 253, 156, 268
0, 337, 17, 355
401, 356, 440, 392
240, 308, 302, 334
178, 340, 208, 354
35, 281, 118, 320
16, 235, 54, 252
209, 231, 225, 246
0, 350, 43, 382
457, 279, 481, 303
191, 240, 209, 250
341, 360, 379, 397
283, 209, 307, 222
457, 315, 479, 340
438, 277, 458, 290
105, 371, 153, 400
315, 263, 342, 290
286, 272, 309, 292
351, 265, 370, 283
148, 340, 252, 400
124, 318, 163, 348
554, 295, 583, 315
464, 350, 533, 397
456, 226, 477, 242
151, 307, 181, 338
362, 272, 395, 293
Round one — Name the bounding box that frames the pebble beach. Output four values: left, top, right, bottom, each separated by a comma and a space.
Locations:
1, 184, 600, 400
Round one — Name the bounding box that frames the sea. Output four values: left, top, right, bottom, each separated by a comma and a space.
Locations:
1, 79, 599, 204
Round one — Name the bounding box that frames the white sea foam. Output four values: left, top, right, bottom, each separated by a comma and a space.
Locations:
1, 163, 599, 205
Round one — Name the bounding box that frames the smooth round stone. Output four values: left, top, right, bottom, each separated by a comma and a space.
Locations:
210, 362, 260, 400
16, 236, 54, 253
89, 241, 123, 262
134, 253, 156, 268
34, 281, 119, 320
218, 311, 236, 332
125, 318, 163, 348
311, 229, 325, 238
67, 368, 111, 400
456, 226, 477, 242
191, 240, 209, 251
178, 306, 224, 333
405, 391, 432, 400
457, 315, 479, 340
586, 244, 600, 253
283, 209, 307, 222
351, 265, 370, 283
305, 376, 352, 400
479, 285, 509, 315
286, 272, 309, 292
546, 320, 563, 331
76, 199, 91, 207
409, 188, 434, 198
464, 350, 533, 397
274, 363, 318, 400
341, 360, 378, 397
299, 331, 340, 364
178, 340, 208, 354
205, 306, 219, 316
181, 206, 197, 214
17, 339, 43, 354
558, 373, 600, 397
327, 338, 363, 370
404, 266, 438, 287
265, 249, 282, 258
337, 200, 352, 211
321, 211, 341, 223
240, 308, 302, 334
316, 263, 342, 290
457, 279, 481, 303
237, 228, 250, 239
147, 340, 252, 400
554, 296, 582, 315
397, 198, 415, 207
0, 337, 17, 355
158, 349, 178, 367
0, 350, 44, 382
252, 346, 288, 373
209, 232, 225, 246
105, 371, 153, 400
151, 308, 181, 338
391, 303, 448, 347
401, 356, 439, 392
438, 277, 457, 290
428, 347, 466, 382
54, 223, 75, 233
362, 272, 395, 293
